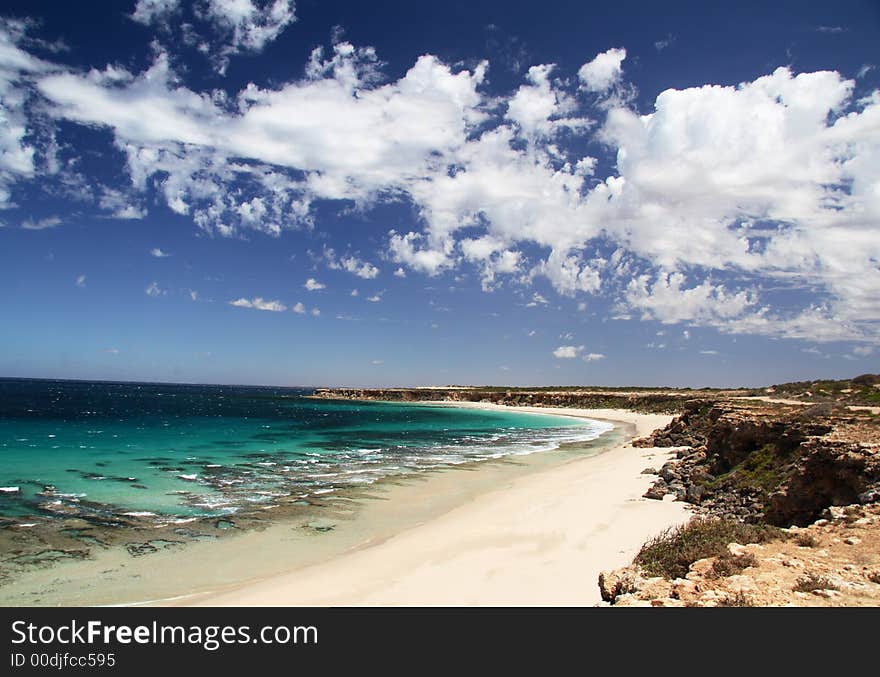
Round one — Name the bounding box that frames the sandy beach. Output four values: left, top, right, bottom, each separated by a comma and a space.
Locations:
181, 404, 692, 606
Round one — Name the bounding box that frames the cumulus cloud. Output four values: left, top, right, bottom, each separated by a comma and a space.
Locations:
229, 296, 286, 311
2, 27, 878, 347
583, 352, 605, 362
553, 345, 583, 359
366, 293, 382, 302
150, 247, 170, 257
578, 47, 626, 92
323, 247, 379, 278
303, 277, 325, 291
291, 301, 305, 313
624, 272, 757, 325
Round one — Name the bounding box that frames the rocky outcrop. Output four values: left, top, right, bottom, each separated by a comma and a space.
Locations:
635, 400, 880, 526
600, 503, 880, 607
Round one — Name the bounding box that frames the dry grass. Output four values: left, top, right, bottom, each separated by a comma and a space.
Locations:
793, 574, 839, 593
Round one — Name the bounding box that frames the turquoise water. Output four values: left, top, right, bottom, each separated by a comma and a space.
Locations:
0, 379, 611, 523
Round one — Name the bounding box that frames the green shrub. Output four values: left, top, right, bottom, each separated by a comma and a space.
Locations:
635, 517, 780, 580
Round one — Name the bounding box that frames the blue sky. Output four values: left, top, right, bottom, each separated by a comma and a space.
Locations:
0, 0, 878, 387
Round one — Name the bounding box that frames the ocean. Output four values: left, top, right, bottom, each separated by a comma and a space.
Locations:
0, 378, 612, 526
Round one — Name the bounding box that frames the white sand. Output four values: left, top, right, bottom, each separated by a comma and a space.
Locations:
185, 404, 692, 606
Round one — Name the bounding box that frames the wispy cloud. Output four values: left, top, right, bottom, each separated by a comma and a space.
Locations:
145, 281, 164, 297
22, 216, 61, 230
75, 274, 86, 288
229, 296, 285, 311
654, 33, 675, 51
526, 293, 549, 308
150, 247, 170, 257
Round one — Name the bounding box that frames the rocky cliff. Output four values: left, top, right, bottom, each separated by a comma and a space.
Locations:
634, 399, 880, 526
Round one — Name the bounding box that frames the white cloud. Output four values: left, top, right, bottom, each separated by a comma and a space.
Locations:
132, 0, 296, 74
700, 349, 719, 355
553, 345, 583, 359
99, 186, 146, 219
654, 34, 675, 52
303, 278, 325, 291
526, 292, 549, 308
150, 247, 170, 257
366, 293, 382, 302
0, 19, 55, 207
388, 231, 453, 276
370, 359, 383, 365
853, 345, 874, 356
229, 296, 285, 311
624, 272, 756, 325
578, 47, 626, 92
1, 30, 876, 347
21, 215, 61, 230
583, 352, 605, 362
323, 247, 379, 278
200, 0, 296, 53
311, 307, 320, 316
75, 274, 86, 287
189, 289, 198, 301
145, 281, 164, 296
131, 0, 180, 25
291, 301, 305, 314
505, 64, 588, 139
393, 267, 406, 278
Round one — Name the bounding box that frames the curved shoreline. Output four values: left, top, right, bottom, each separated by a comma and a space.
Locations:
178, 404, 692, 606
0, 402, 623, 606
